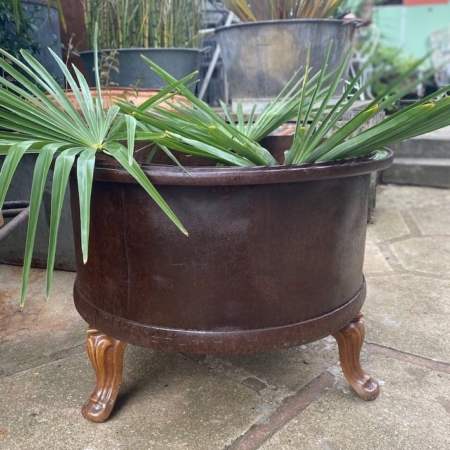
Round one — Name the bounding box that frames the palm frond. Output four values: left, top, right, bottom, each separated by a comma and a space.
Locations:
0, 33, 187, 304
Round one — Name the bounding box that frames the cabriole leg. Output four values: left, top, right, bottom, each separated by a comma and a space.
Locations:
82, 328, 127, 422
332, 313, 379, 401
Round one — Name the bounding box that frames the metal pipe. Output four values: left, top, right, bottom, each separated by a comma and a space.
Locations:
198, 12, 233, 101
0, 207, 30, 242
2, 208, 28, 218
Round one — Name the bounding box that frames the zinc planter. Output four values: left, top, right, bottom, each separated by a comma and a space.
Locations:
21, 0, 63, 81
79, 48, 200, 90
215, 19, 357, 113
70, 143, 393, 422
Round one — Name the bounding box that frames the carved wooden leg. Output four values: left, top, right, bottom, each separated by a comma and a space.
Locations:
332, 313, 379, 401
82, 328, 127, 422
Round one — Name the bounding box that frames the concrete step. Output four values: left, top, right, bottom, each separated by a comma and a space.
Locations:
389, 137, 450, 158
381, 157, 450, 188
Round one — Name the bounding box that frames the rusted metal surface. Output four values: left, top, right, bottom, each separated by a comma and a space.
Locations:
91, 151, 393, 186
71, 145, 393, 355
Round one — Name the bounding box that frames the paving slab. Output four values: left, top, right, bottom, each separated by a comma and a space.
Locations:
0, 346, 266, 450
0, 265, 85, 375
372, 185, 450, 237
390, 236, 450, 278
260, 354, 450, 450
376, 184, 450, 213
207, 338, 339, 404
363, 240, 394, 274
364, 274, 450, 364
366, 207, 410, 243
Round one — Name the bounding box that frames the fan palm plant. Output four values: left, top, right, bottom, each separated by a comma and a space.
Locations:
222, 0, 346, 21
1, 40, 450, 306
0, 33, 192, 306
117, 47, 450, 168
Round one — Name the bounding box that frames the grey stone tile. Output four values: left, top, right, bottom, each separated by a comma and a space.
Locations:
410, 205, 450, 236
376, 184, 450, 211
375, 185, 450, 236
261, 354, 450, 450
0, 346, 265, 450
366, 207, 410, 243
0, 265, 85, 374
364, 239, 393, 274
209, 338, 339, 403
390, 236, 450, 278
364, 274, 450, 363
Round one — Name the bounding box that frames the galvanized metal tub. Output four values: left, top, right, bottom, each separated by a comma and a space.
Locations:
215, 19, 357, 113
79, 48, 200, 90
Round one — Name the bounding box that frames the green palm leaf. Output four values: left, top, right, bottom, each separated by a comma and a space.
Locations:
76, 148, 97, 265
104, 142, 189, 236
46, 148, 84, 299
20, 143, 66, 306
0, 141, 37, 207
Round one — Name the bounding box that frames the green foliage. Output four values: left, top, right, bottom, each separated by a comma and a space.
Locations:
0, 2, 40, 58
1, 38, 450, 306
0, 1, 64, 88
0, 33, 189, 306
369, 44, 426, 99
82, 0, 203, 50
2, 0, 65, 31
98, 50, 120, 89
222, 0, 345, 21
118, 46, 450, 168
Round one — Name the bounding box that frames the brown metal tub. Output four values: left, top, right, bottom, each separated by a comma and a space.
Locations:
71, 150, 393, 355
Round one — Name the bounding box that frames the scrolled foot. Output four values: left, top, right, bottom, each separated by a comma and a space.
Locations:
82, 328, 127, 422
332, 313, 379, 401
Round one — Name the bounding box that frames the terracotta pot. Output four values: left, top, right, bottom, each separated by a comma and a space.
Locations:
70, 147, 393, 355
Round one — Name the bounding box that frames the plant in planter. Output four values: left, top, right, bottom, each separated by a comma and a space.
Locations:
1, 41, 450, 422
0, 0, 67, 270
216, 0, 359, 112
79, 0, 203, 89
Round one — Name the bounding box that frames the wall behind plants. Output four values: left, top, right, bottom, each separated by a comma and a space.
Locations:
373, 3, 450, 58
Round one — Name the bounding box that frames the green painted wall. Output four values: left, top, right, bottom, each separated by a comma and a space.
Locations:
373, 4, 450, 58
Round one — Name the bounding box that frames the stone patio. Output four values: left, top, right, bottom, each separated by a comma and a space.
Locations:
0, 184, 449, 449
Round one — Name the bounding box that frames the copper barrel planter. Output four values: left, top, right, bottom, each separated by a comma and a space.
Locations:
70, 146, 393, 422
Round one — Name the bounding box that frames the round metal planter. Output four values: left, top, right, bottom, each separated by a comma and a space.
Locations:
79, 48, 200, 90
71, 149, 393, 356
215, 19, 357, 113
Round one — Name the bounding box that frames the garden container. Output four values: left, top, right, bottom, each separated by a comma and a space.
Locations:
79, 48, 200, 90
69, 142, 393, 422
215, 19, 357, 112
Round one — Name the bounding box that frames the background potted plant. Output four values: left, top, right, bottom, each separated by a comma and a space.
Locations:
1, 41, 450, 422
215, 0, 359, 112
79, 0, 203, 90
